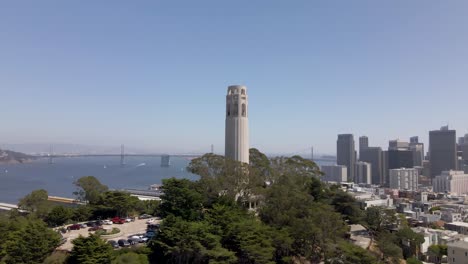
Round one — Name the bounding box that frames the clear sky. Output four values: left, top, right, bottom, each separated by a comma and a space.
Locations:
1, 1, 468, 155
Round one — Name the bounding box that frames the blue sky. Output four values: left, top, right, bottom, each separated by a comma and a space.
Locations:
1, 1, 468, 155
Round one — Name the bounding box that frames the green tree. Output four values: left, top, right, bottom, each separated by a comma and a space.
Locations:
97, 191, 139, 217
150, 215, 236, 264
428, 244, 447, 264
72, 205, 93, 222
376, 232, 402, 264
112, 252, 148, 264
396, 227, 424, 259
189, 153, 251, 205
331, 191, 364, 224
159, 178, 204, 221
18, 189, 50, 218
68, 234, 113, 264
1, 216, 60, 264
46, 206, 74, 227
406, 257, 423, 264
73, 176, 108, 204
365, 207, 397, 234
325, 241, 379, 264
43, 251, 68, 264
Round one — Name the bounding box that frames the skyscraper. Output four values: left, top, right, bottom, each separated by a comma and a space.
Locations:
409, 136, 424, 167
360, 147, 383, 185
429, 126, 457, 178
225, 85, 250, 164
337, 134, 356, 182
354, 161, 371, 184
359, 136, 369, 158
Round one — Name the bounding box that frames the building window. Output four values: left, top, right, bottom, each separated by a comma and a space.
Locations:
241, 89, 245, 95
241, 103, 246, 117
233, 103, 238, 116
227, 104, 230, 116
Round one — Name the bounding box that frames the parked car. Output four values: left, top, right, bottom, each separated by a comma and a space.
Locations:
112, 217, 126, 224
128, 235, 146, 243
127, 238, 139, 245
103, 220, 113, 225
147, 223, 160, 230
108, 240, 119, 249
118, 239, 130, 247
88, 226, 103, 232
146, 218, 155, 224
125, 217, 135, 223
67, 224, 81, 230
79, 223, 87, 228
145, 231, 156, 239
139, 214, 152, 219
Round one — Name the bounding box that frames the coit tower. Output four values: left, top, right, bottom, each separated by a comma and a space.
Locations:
225, 85, 249, 164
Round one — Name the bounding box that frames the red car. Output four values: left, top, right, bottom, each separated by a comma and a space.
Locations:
88, 226, 103, 232
111, 217, 125, 224
67, 224, 81, 230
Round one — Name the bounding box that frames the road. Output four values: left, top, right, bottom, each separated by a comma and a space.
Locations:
58, 218, 157, 251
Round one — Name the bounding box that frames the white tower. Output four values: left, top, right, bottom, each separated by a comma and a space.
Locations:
225, 85, 249, 164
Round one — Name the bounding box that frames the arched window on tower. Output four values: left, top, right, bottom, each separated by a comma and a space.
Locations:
233, 103, 238, 116
241, 89, 245, 95
242, 103, 246, 116
227, 104, 230, 116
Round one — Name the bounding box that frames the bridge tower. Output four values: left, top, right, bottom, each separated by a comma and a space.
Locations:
211, 144, 214, 154
48, 145, 54, 164
120, 144, 126, 167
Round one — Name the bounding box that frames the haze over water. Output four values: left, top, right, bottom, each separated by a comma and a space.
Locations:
0, 156, 198, 204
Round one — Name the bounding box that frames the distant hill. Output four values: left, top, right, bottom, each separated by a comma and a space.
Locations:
0, 149, 36, 164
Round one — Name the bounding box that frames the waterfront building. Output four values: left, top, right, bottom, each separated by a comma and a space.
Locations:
321, 165, 347, 182
337, 134, 356, 182
354, 161, 371, 184
430, 126, 457, 178
225, 85, 249, 164
448, 240, 468, 264
389, 168, 418, 191
433, 170, 468, 195
360, 147, 383, 185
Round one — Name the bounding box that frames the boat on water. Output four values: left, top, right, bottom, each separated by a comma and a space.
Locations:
136, 163, 146, 167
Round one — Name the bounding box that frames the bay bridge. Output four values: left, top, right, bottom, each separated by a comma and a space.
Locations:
37, 145, 336, 165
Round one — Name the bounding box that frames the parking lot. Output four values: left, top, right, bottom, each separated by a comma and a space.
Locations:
58, 218, 159, 251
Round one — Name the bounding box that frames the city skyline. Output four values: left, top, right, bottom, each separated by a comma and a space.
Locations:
2, 1, 468, 154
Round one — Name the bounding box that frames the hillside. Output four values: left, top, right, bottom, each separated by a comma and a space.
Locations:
0, 149, 36, 164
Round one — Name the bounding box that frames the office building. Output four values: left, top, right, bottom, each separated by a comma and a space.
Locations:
354, 161, 371, 184
433, 170, 468, 195
389, 168, 418, 191
389, 139, 409, 150
429, 126, 457, 178
388, 149, 414, 170
321, 165, 347, 182
225, 85, 249, 163
459, 134, 468, 162
448, 240, 468, 264
360, 147, 383, 185
409, 136, 424, 167
337, 134, 356, 182
359, 136, 368, 158
382, 150, 389, 185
